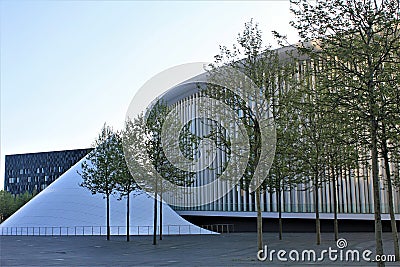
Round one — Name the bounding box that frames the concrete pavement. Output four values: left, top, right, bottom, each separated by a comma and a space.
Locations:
1, 232, 399, 266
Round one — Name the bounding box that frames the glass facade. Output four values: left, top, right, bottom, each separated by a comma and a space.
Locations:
160, 70, 400, 216
4, 148, 92, 195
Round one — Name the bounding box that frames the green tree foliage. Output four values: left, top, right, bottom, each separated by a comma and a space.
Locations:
0, 190, 37, 222
144, 100, 195, 244
123, 114, 155, 243
289, 60, 330, 245
286, 0, 400, 263
114, 130, 139, 242
207, 20, 268, 251
206, 19, 299, 250
78, 123, 119, 241
267, 82, 306, 241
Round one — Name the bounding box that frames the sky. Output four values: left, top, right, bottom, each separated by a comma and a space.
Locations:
0, 1, 298, 190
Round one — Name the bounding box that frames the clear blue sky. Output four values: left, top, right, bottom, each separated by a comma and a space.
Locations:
0, 1, 297, 189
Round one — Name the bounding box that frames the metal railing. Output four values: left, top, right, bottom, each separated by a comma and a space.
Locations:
201, 224, 234, 233
0, 225, 216, 236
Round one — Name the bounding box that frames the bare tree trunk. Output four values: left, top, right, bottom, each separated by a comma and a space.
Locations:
277, 183, 283, 240
256, 187, 263, 251
254, 120, 263, 251
382, 135, 400, 261
153, 182, 158, 245
106, 194, 110, 241
276, 180, 283, 240
331, 165, 339, 241
315, 174, 321, 245
159, 183, 163, 240
371, 120, 384, 267
126, 192, 130, 242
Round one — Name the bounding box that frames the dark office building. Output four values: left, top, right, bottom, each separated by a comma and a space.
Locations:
4, 148, 92, 195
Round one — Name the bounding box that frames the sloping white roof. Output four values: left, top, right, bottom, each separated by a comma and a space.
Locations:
0, 157, 215, 236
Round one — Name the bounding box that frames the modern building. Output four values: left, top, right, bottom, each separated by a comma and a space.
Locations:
4, 148, 92, 195
2, 49, 399, 233
0, 156, 215, 236
149, 52, 400, 231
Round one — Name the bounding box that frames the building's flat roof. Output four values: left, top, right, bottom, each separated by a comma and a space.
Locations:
5, 148, 93, 157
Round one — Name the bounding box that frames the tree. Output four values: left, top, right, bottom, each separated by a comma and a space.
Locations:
122, 113, 159, 244
0, 191, 15, 222
0, 190, 36, 222
145, 101, 167, 244
288, 63, 331, 245
205, 19, 279, 251
144, 100, 195, 244
380, 121, 400, 261
325, 113, 358, 241
287, 0, 400, 264
378, 46, 400, 261
79, 124, 119, 241
115, 130, 139, 242
262, 61, 304, 240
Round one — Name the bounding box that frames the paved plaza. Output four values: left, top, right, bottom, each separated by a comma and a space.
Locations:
1, 232, 399, 266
